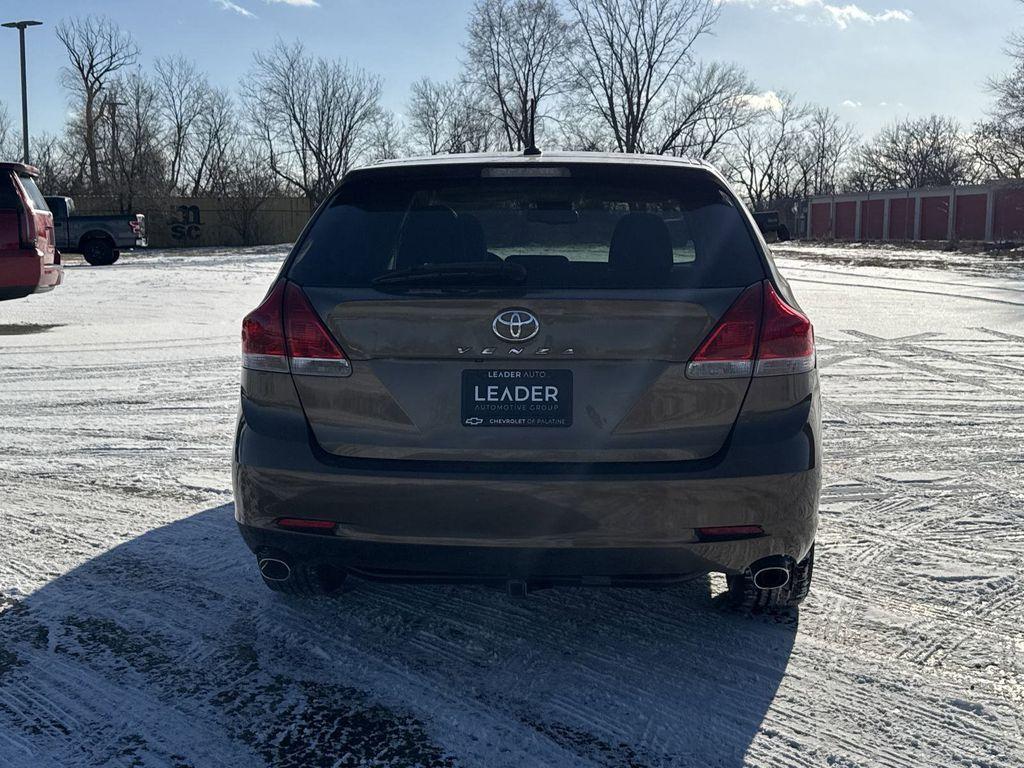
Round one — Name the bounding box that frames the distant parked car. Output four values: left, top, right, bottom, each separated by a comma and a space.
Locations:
752, 210, 791, 242
0, 162, 62, 302
44, 195, 147, 266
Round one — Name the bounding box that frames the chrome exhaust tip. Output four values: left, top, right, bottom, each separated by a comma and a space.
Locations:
749, 555, 791, 590
752, 566, 791, 590
258, 557, 291, 582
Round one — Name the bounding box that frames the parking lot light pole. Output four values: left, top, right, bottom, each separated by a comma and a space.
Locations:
2, 20, 43, 165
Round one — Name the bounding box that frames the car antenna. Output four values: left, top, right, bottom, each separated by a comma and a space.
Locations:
523, 98, 541, 156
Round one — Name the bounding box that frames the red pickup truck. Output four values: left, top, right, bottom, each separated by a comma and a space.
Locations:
1, 162, 62, 302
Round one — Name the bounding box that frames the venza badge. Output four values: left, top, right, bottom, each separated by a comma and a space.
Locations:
492, 309, 539, 342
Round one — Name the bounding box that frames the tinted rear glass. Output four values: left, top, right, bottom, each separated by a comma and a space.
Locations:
289, 164, 765, 290
17, 174, 49, 212
0, 173, 19, 209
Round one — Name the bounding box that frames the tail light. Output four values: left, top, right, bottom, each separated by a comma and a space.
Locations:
687, 280, 814, 379
241, 281, 352, 377
755, 282, 816, 376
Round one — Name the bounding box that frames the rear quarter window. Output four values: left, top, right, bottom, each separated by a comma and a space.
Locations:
289, 163, 765, 291
17, 174, 49, 212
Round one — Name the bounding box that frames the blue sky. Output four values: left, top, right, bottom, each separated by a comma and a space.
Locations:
0, 0, 1019, 142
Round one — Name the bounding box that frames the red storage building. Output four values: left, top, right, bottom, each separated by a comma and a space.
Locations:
920, 196, 950, 240
861, 199, 884, 240
804, 182, 1024, 243
889, 197, 914, 240
834, 201, 857, 240
955, 194, 987, 240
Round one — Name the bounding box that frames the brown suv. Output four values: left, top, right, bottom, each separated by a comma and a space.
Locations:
233, 153, 820, 611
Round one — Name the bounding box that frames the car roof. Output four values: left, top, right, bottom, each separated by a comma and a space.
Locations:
0, 161, 38, 176
362, 151, 710, 173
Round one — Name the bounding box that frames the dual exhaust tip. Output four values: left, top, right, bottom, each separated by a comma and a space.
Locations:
750, 556, 791, 590
258, 557, 291, 582
260, 555, 792, 591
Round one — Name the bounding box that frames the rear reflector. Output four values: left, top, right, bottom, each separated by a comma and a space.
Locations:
697, 525, 764, 541
275, 517, 337, 533
241, 281, 352, 377
687, 280, 815, 380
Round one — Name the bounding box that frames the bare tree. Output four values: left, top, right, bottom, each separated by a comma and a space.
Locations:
966, 121, 1024, 180
848, 115, 974, 191
0, 102, 18, 160
725, 92, 810, 210
365, 110, 405, 163
971, 8, 1024, 179
566, 0, 719, 153
465, 0, 571, 150
186, 88, 236, 196
55, 16, 139, 190
243, 39, 382, 204
653, 61, 759, 159
103, 71, 166, 210
29, 132, 77, 192
797, 106, 857, 197
219, 145, 281, 245
407, 78, 497, 155
153, 56, 208, 192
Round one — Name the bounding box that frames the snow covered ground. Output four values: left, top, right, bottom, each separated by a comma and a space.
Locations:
0, 244, 1022, 767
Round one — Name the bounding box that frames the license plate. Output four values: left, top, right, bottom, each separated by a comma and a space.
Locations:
461, 369, 573, 428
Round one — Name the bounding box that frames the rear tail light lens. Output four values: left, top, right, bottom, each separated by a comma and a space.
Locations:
283, 282, 352, 376
242, 281, 289, 372
242, 281, 352, 377
686, 283, 762, 379
755, 283, 816, 376
687, 280, 815, 379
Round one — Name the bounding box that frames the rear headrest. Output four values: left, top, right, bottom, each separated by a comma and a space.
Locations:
608, 212, 673, 283
396, 205, 462, 268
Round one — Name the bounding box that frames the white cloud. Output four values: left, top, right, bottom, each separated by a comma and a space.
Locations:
213, 0, 257, 17
722, 0, 913, 29
265, 0, 320, 6
841, 99, 862, 108
742, 90, 784, 112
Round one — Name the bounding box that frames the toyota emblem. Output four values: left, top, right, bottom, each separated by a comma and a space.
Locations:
492, 309, 539, 342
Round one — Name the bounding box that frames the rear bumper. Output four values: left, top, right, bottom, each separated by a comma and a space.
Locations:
0, 249, 62, 300
233, 374, 821, 579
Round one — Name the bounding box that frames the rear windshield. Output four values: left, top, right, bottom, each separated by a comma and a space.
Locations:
17, 174, 49, 212
289, 164, 765, 290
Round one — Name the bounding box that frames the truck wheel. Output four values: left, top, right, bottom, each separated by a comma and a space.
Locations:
727, 545, 814, 613
82, 238, 118, 266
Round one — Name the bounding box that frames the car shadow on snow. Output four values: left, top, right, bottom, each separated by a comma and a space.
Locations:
0, 503, 797, 768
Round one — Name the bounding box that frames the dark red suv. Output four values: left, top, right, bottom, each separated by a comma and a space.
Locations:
1, 162, 62, 301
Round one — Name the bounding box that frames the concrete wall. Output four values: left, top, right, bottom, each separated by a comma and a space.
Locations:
70, 196, 313, 248
805, 181, 1024, 243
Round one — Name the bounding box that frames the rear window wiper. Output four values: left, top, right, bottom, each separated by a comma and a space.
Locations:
371, 261, 527, 289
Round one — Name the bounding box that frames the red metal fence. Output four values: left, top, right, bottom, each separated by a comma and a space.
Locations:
804, 182, 1024, 242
